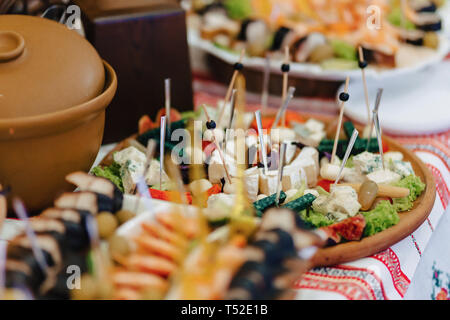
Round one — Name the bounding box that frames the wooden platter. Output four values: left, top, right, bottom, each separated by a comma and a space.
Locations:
98, 113, 436, 267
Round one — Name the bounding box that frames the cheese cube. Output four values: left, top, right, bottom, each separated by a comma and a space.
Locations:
367, 169, 401, 185
387, 160, 414, 178
270, 128, 296, 144
284, 141, 298, 164
259, 170, 278, 196
207, 150, 237, 184
244, 167, 260, 202
113, 146, 146, 166
329, 185, 361, 217
305, 119, 325, 133
145, 160, 170, 187
384, 151, 404, 162
353, 151, 383, 174
294, 147, 319, 177
282, 165, 303, 191
304, 189, 320, 198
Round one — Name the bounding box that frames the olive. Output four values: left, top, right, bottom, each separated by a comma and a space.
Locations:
308, 44, 334, 63
358, 180, 379, 211
109, 234, 131, 260
71, 274, 98, 300
96, 212, 118, 239
424, 32, 439, 49
140, 287, 165, 300
116, 210, 136, 225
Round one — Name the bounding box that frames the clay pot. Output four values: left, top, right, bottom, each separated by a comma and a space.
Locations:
0, 15, 117, 214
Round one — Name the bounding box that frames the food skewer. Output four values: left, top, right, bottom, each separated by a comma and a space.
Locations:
85, 215, 107, 285
159, 116, 166, 189
255, 110, 269, 175
366, 88, 383, 151
271, 86, 296, 130
261, 55, 271, 113
331, 76, 350, 164
0, 184, 6, 234
275, 142, 287, 206
373, 110, 385, 170
134, 139, 156, 213
334, 129, 359, 185
228, 89, 237, 130
202, 105, 233, 184
217, 48, 246, 126
12, 198, 49, 275
165, 78, 171, 136
281, 46, 290, 127
358, 46, 371, 127
0, 241, 6, 299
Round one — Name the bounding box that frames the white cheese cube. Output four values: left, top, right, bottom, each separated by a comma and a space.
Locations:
294, 147, 319, 177
367, 169, 401, 185
207, 150, 237, 184
189, 179, 213, 197
304, 189, 320, 198
284, 189, 299, 202
284, 142, 298, 164
244, 167, 260, 202
259, 170, 278, 196
305, 119, 325, 133
270, 128, 296, 144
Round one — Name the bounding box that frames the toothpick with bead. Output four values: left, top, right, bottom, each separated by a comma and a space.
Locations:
276, 142, 287, 206
160, 116, 166, 189
165, 78, 171, 136
255, 110, 269, 175
331, 76, 350, 165
367, 88, 383, 151
217, 48, 246, 127
12, 198, 49, 276
261, 54, 271, 113
202, 105, 232, 184
281, 46, 290, 127
358, 46, 371, 128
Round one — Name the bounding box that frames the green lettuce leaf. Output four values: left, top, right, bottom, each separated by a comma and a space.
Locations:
362, 200, 399, 237
392, 174, 426, 211
91, 162, 124, 192
224, 0, 252, 20
299, 209, 335, 228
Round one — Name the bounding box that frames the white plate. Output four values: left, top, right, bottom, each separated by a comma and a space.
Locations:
188, 29, 450, 81
340, 61, 450, 135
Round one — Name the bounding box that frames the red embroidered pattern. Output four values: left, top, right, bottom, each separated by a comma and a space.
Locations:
296, 272, 377, 300
427, 164, 449, 209
371, 249, 410, 297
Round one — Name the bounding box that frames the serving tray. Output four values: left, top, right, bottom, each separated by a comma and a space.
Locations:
98, 113, 436, 267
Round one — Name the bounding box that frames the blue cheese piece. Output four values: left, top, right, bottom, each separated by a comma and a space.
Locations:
119, 160, 144, 194
367, 169, 401, 185
145, 159, 170, 187
387, 160, 414, 178
353, 151, 383, 174
312, 185, 361, 220
113, 146, 146, 166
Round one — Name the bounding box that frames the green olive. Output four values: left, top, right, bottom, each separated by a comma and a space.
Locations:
109, 234, 131, 260
424, 32, 439, 49
308, 44, 335, 63
71, 274, 98, 300
116, 210, 136, 225
358, 180, 379, 211
96, 212, 118, 239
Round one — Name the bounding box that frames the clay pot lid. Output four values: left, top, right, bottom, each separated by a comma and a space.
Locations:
0, 15, 105, 119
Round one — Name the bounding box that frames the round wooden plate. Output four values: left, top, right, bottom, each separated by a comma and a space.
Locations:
98, 114, 436, 267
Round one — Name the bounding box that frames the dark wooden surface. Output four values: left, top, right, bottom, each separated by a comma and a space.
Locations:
75, 0, 194, 143
206, 54, 345, 99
